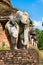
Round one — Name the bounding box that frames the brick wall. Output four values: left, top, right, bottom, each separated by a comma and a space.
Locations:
0, 49, 39, 65
0, 23, 10, 47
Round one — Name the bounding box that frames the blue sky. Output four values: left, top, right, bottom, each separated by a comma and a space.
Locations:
11, 0, 43, 30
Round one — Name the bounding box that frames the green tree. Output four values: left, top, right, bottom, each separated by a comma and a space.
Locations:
38, 31, 43, 49
35, 28, 43, 49
42, 22, 43, 26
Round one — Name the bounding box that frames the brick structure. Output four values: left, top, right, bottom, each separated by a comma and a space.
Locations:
0, 0, 18, 48
0, 49, 39, 65
0, 0, 38, 48
0, 22, 10, 47
0, 1, 39, 65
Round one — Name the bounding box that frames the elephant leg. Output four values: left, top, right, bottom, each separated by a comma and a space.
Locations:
22, 27, 29, 49
11, 36, 18, 50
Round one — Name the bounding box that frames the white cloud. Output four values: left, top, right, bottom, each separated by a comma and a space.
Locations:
33, 20, 43, 30
40, 0, 43, 2
42, 17, 43, 21
34, 20, 41, 27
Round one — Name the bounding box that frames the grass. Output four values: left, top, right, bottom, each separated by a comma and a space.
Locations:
39, 50, 43, 60
31, 45, 43, 65
0, 46, 10, 50
39, 64, 43, 65
31, 46, 43, 60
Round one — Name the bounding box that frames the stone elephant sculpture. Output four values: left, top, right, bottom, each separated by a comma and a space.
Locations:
5, 15, 19, 50
5, 10, 30, 49
15, 11, 30, 49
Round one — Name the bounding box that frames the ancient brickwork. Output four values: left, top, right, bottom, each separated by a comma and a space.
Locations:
0, 49, 39, 65
0, 23, 10, 47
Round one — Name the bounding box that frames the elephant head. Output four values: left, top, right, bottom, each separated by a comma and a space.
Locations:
15, 11, 29, 24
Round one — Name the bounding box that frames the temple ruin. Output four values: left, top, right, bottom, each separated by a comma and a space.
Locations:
0, 0, 18, 48
0, 0, 38, 49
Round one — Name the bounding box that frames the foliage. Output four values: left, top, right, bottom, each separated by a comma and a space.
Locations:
35, 28, 43, 50
1, 41, 5, 50
2, 41, 5, 47
42, 22, 43, 26
0, 41, 10, 50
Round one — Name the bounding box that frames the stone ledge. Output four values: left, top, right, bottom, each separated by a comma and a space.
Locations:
0, 49, 39, 65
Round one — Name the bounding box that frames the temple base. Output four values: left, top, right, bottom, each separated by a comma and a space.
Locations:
0, 49, 39, 65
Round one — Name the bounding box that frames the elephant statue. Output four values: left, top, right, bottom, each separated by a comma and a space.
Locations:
5, 14, 19, 50
15, 11, 30, 49
5, 11, 30, 50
